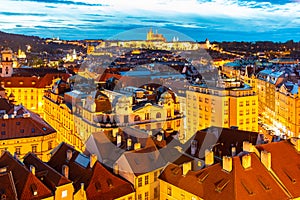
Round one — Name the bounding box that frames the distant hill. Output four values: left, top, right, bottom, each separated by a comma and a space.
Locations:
0, 31, 85, 53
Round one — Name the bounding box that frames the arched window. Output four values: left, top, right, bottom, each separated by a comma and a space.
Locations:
134, 115, 141, 121
156, 112, 161, 119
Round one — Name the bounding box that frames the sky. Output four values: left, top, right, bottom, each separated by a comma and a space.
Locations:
0, 0, 300, 42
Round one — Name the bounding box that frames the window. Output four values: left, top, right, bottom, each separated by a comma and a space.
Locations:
138, 177, 142, 187
154, 187, 159, 198
246, 101, 249, 106
154, 171, 158, 181
239, 110, 243, 116
1, 123, 5, 127
15, 147, 21, 155
138, 194, 142, 200
181, 194, 185, 200
167, 186, 172, 196
252, 100, 256, 105
16, 122, 20, 125
134, 115, 141, 121
145, 175, 149, 185
239, 102, 243, 107
246, 109, 249, 115
32, 145, 37, 153
224, 110, 228, 115
1, 131, 5, 135
167, 109, 171, 118
20, 129, 24, 133
145, 192, 149, 200
145, 113, 150, 120
31, 128, 35, 133
61, 190, 68, 198
224, 101, 228, 106
205, 98, 209, 103
156, 112, 161, 118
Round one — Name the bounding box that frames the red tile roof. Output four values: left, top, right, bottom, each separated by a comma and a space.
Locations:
0, 152, 52, 200
0, 73, 70, 88
159, 153, 289, 200
23, 153, 71, 193
0, 111, 56, 140
47, 142, 134, 199
184, 127, 259, 159
257, 140, 300, 198
0, 171, 18, 200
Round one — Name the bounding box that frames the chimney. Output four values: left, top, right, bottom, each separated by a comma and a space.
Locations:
30, 165, 36, 175
134, 143, 141, 150
182, 161, 192, 176
90, 154, 97, 168
295, 138, 300, 152
117, 135, 122, 147
222, 156, 232, 172
62, 165, 69, 179
205, 149, 214, 166
243, 141, 253, 152
261, 151, 271, 171
113, 163, 119, 175
157, 134, 163, 142
66, 149, 72, 161
112, 129, 117, 138
242, 154, 251, 169
231, 146, 236, 157
127, 138, 132, 150
81, 183, 84, 195
191, 140, 198, 156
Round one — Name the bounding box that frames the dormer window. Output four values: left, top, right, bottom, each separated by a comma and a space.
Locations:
19, 81, 24, 85
6, 81, 11, 85
30, 184, 38, 196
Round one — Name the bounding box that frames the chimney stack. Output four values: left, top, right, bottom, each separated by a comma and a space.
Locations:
261, 151, 271, 171
30, 165, 36, 175
243, 141, 253, 152
62, 165, 69, 179
222, 156, 232, 173
66, 149, 72, 161
231, 146, 236, 157
242, 154, 251, 169
113, 163, 119, 175
127, 138, 132, 150
191, 140, 198, 156
205, 149, 214, 166
90, 154, 97, 168
295, 138, 300, 152
117, 135, 122, 147
182, 162, 192, 176
157, 134, 163, 142
134, 143, 141, 150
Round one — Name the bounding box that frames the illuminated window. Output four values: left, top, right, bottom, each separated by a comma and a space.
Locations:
62, 190, 68, 198
145, 192, 149, 200
32, 145, 37, 153
138, 177, 142, 187
145, 175, 149, 185
167, 186, 172, 196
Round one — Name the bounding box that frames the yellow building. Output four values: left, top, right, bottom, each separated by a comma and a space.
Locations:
73, 84, 183, 145
115, 147, 165, 200
186, 79, 258, 140
43, 78, 84, 151
274, 81, 300, 137
0, 98, 57, 161
256, 68, 289, 130
0, 46, 71, 116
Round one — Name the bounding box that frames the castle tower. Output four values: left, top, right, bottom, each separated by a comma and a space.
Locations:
1, 48, 13, 77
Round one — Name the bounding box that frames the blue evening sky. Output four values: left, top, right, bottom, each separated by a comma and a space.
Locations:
0, 0, 299, 41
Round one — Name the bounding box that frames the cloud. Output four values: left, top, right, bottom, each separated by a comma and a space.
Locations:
0, 0, 299, 41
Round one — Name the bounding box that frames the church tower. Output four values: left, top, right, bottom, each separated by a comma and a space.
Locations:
1, 48, 13, 77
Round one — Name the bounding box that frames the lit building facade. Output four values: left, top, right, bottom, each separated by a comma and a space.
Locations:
186, 79, 258, 140
0, 98, 57, 161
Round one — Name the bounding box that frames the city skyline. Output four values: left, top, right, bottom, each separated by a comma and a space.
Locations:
1, 0, 300, 41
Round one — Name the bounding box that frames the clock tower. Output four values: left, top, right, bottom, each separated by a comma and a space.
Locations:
1, 48, 13, 77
